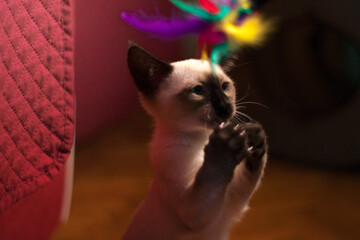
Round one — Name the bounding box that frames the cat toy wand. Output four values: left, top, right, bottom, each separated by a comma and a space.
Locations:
121, 0, 273, 70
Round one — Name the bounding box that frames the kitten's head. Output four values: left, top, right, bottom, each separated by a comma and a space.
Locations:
127, 44, 236, 131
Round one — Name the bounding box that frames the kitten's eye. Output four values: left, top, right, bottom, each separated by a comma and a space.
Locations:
192, 85, 204, 95
222, 82, 230, 92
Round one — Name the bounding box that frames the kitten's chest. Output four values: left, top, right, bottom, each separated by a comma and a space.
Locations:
152, 144, 205, 187
181, 149, 204, 184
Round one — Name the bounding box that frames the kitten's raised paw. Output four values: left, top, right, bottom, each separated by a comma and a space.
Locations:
204, 123, 250, 170
242, 123, 268, 171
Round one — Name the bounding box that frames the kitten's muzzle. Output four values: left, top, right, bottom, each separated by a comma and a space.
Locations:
205, 87, 234, 127
211, 99, 234, 123
207, 104, 233, 127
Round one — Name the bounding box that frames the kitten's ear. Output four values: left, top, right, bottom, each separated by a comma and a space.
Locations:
219, 55, 238, 74
127, 42, 173, 97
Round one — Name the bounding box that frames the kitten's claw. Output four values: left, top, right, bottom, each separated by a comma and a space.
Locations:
242, 123, 267, 159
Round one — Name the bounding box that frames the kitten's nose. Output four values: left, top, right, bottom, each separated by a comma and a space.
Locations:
212, 97, 233, 122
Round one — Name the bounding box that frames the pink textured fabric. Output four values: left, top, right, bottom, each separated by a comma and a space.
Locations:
0, 0, 74, 214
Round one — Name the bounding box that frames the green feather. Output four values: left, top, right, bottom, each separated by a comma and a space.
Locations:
170, 0, 230, 21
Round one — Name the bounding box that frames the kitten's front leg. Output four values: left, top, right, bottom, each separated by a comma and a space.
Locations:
225, 123, 268, 210
243, 123, 268, 176
178, 124, 250, 231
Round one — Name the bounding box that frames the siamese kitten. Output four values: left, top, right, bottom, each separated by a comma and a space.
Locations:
122, 44, 268, 240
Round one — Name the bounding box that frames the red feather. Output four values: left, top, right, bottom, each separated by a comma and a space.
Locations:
199, 0, 220, 14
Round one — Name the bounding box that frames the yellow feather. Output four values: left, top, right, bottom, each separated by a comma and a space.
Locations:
238, 0, 251, 10
201, 45, 209, 60
221, 14, 274, 48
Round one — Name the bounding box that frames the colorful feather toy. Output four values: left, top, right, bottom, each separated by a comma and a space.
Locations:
121, 0, 272, 67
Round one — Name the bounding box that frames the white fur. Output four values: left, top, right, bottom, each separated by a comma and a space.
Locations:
123, 60, 266, 240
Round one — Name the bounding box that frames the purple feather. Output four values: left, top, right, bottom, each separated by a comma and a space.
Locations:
121, 12, 209, 39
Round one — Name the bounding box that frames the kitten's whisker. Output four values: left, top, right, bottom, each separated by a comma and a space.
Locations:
236, 84, 252, 103
235, 111, 253, 122
230, 117, 239, 124
236, 105, 246, 110
233, 114, 245, 124
237, 101, 269, 109
236, 96, 247, 104
231, 116, 238, 124
204, 108, 211, 121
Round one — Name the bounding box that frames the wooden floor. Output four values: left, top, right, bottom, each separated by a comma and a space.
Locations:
51, 111, 360, 240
